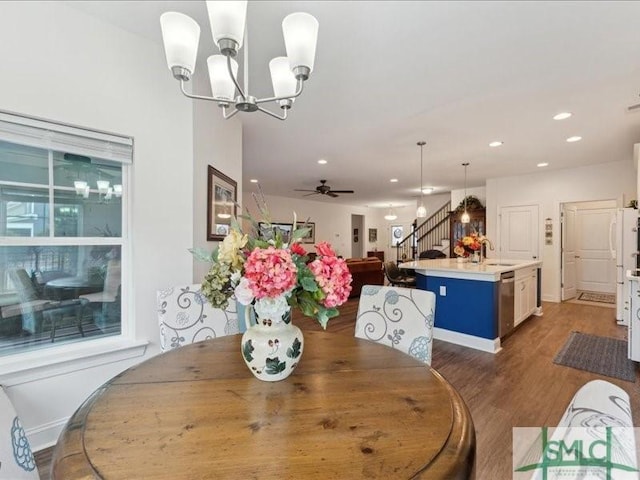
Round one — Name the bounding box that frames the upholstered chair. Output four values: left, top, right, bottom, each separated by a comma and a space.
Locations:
0, 386, 39, 479
157, 284, 241, 352
355, 285, 436, 365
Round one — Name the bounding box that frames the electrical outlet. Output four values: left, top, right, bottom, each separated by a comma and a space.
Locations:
439, 286, 446, 296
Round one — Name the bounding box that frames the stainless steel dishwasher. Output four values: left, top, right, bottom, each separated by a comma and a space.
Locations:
499, 271, 515, 337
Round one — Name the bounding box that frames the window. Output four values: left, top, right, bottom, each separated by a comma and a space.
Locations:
0, 112, 131, 357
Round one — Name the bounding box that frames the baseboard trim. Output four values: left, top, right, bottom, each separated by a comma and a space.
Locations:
28, 417, 68, 452
433, 327, 501, 354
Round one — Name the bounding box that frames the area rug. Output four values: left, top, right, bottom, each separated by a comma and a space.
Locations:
553, 331, 636, 382
577, 291, 615, 304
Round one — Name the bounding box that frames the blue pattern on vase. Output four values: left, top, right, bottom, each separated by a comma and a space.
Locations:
11, 417, 36, 472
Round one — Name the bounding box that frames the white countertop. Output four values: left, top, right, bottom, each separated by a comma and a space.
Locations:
399, 258, 542, 282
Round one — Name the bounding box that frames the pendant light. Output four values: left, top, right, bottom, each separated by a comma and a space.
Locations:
461, 162, 470, 224
416, 141, 427, 218
384, 204, 397, 221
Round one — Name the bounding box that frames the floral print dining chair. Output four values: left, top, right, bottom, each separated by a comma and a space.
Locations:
355, 285, 436, 365
0, 386, 39, 479
157, 284, 240, 352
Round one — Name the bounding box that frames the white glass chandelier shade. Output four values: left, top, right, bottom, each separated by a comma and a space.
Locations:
417, 204, 427, 218
206, 0, 247, 50
160, 12, 201, 74
74, 180, 87, 195
384, 205, 397, 221
96, 180, 110, 194
282, 12, 319, 72
269, 57, 297, 100
113, 184, 123, 197
207, 55, 239, 101
461, 162, 470, 224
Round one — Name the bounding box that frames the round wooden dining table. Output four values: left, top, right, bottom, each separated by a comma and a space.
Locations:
51, 331, 475, 479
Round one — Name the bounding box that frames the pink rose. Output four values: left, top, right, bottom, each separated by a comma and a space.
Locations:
315, 241, 336, 257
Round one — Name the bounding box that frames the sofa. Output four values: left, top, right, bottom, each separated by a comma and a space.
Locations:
345, 257, 384, 298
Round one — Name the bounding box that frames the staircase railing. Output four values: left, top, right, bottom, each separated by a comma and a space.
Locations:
395, 201, 451, 263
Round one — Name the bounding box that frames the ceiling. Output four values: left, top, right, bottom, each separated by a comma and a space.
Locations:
67, 1, 640, 208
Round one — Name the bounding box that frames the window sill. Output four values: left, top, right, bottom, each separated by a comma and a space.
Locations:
0, 336, 149, 386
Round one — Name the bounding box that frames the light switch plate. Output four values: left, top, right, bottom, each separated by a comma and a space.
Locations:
439, 286, 446, 296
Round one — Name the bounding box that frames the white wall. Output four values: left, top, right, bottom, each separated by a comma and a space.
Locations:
486, 160, 636, 302
0, 2, 240, 449
192, 73, 243, 282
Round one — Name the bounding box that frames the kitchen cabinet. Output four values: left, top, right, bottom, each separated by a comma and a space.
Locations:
514, 266, 537, 326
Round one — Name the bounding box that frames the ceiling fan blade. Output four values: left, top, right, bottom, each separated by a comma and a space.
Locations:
303, 192, 320, 197
328, 190, 354, 194
327, 192, 339, 198
294, 189, 318, 192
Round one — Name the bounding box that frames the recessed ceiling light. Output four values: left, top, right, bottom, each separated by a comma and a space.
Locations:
422, 187, 434, 194
250, 179, 258, 183
537, 162, 549, 167
566, 136, 582, 143
553, 112, 572, 120
489, 141, 503, 147
390, 178, 398, 183
317, 159, 327, 164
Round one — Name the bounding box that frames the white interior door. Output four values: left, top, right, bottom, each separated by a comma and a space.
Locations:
561, 205, 577, 300
499, 205, 539, 260
576, 208, 616, 293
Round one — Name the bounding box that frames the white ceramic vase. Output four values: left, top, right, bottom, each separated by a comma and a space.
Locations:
241, 306, 304, 382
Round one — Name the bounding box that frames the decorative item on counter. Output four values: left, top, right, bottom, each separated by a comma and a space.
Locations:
190, 187, 352, 382
454, 232, 493, 263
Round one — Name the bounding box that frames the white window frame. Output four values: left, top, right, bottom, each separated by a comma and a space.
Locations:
0, 110, 146, 385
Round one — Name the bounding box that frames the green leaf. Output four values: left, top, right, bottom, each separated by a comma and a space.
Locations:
242, 339, 254, 362
189, 247, 216, 263
287, 337, 302, 359
291, 226, 310, 243
265, 357, 286, 375
300, 276, 319, 292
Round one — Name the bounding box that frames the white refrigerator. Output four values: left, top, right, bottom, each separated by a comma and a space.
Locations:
610, 208, 639, 325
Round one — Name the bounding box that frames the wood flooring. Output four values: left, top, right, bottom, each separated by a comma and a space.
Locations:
36, 299, 638, 480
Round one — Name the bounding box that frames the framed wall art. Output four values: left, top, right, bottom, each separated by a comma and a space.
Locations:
368, 228, 377, 243
296, 221, 315, 244
258, 222, 294, 244
390, 225, 404, 247
207, 166, 237, 241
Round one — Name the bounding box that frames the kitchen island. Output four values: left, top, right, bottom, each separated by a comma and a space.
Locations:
399, 258, 543, 353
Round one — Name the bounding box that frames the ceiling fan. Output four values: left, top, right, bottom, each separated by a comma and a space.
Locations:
294, 180, 354, 198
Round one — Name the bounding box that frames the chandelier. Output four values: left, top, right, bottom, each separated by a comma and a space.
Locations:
160, 1, 319, 121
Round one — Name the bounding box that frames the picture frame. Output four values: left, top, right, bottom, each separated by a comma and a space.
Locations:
259, 222, 294, 244
368, 228, 377, 243
207, 166, 237, 241
296, 221, 315, 244
390, 225, 404, 247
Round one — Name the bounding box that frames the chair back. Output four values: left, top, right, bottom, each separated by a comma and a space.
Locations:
383, 261, 401, 281
8, 270, 39, 302
157, 284, 240, 352
0, 386, 39, 479
355, 285, 436, 365
103, 260, 121, 298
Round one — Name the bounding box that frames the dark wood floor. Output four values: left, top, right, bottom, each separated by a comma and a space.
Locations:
36, 298, 636, 480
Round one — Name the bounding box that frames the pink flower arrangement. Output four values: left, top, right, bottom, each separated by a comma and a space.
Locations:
195, 211, 353, 329
308, 242, 352, 308
244, 246, 298, 299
